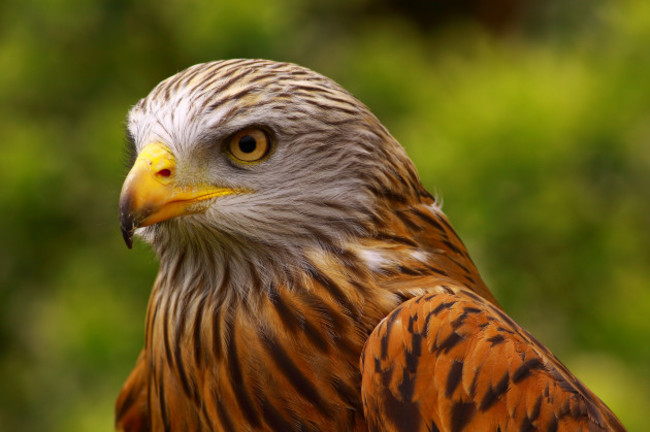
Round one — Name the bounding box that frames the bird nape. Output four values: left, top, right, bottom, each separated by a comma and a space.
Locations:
115, 59, 625, 432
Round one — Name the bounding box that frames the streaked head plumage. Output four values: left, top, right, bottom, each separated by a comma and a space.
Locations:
122, 59, 424, 266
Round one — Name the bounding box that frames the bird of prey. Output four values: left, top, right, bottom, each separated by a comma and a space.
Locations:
116, 59, 625, 431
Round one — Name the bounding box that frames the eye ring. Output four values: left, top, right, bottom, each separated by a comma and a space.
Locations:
227, 128, 271, 163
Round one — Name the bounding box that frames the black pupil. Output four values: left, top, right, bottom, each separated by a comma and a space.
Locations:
238, 135, 257, 153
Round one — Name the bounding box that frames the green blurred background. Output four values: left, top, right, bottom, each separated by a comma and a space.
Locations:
1, 0, 649, 430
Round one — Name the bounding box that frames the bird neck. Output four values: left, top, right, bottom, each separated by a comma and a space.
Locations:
150, 197, 494, 310
141, 199, 495, 431
149, 198, 494, 331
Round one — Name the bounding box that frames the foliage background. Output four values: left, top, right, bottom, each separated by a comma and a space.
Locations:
1, 0, 648, 430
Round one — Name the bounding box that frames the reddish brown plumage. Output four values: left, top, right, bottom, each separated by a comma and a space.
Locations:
361, 288, 625, 432
116, 351, 149, 432
116, 60, 625, 431
117, 200, 625, 431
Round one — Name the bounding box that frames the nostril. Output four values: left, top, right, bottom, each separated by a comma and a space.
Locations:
156, 168, 172, 178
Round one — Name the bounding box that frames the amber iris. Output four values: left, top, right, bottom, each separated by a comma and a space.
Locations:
228, 128, 270, 162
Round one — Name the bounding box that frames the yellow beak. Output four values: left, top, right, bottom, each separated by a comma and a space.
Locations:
119, 142, 240, 248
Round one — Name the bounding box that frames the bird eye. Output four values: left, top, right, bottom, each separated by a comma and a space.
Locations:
228, 128, 271, 163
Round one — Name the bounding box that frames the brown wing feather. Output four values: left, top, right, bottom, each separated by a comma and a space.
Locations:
360, 286, 626, 432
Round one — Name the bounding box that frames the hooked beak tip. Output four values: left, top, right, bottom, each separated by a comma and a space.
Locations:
120, 213, 135, 249
121, 225, 134, 249
119, 196, 136, 249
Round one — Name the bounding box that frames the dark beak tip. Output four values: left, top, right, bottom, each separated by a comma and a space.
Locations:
119, 211, 135, 249
122, 228, 134, 249
120, 217, 135, 249
119, 195, 136, 249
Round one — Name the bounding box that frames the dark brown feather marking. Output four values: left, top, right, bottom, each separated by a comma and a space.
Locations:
546, 416, 559, 432
441, 239, 464, 256
260, 330, 331, 416
172, 295, 193, 400
306, 261, 357, 316
331, 377, 363, 412
375, 232, 419, 247
427, 420, 442, 432
479, 371, 510, 411
162, 302, 174, 367
432, 300, 456, 316
436, 331, 464, 353
192, 292, 208, 369
115, 384, 138, 422
487, 334, 506, 346
269, 288, 330, 352
214, 394, 237, 432
258, 395, 295, 432
529, 395, 543, 422
446, 360, 464, 398
383, 387, 422, 431
410, 207, 446, 233
519, 417, 536, 432
398, 265, 425, 276
211, 263, 231, 360
450, 401, 476, 432
512, 358, 544, 383
158, 375, 171, 432
398, 367, 416, 401
226, 321, 261, 427
396, 209, 424, 232
268, 288, 301, 331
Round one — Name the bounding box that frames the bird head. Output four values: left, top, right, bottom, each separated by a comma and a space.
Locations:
119, 60, 423, 265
